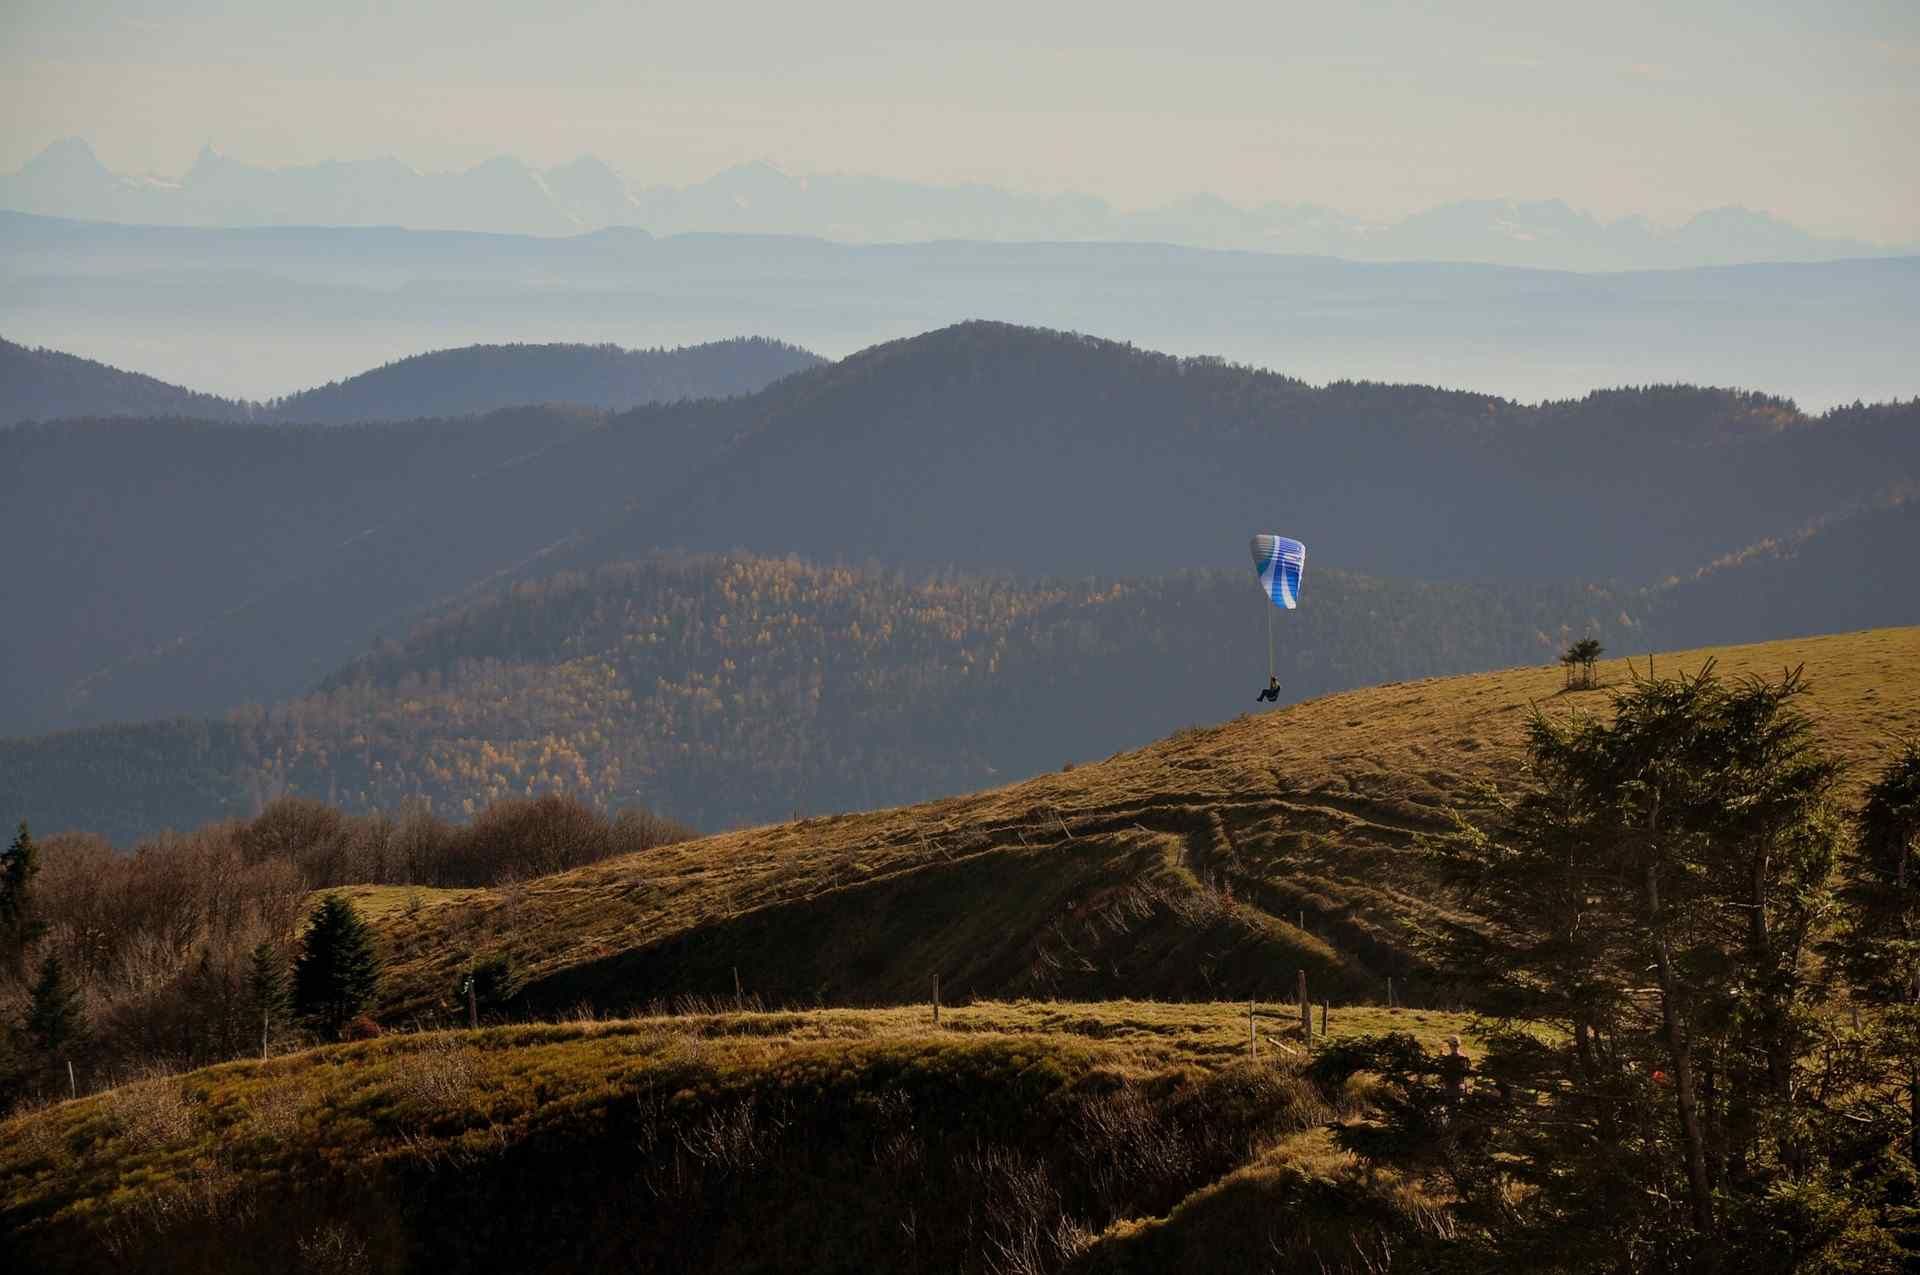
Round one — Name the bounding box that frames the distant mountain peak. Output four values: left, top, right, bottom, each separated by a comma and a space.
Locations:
0, 138, 1900, 267
19, 136, 111, 181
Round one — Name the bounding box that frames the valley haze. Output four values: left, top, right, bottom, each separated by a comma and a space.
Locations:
3, 211, 1916, 408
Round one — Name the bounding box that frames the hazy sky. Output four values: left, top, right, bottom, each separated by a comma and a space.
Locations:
4, 0, 1916, 241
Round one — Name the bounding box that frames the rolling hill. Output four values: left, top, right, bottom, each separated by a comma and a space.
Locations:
601, 323, 1920, 586
263, 337, 821, 423
0, 401, 738, 731
0, 334, 250, 425
0, 553, 1648, 845
341, 626, 1916, 1022
6, 322, 1915, 736
3, 628, 1912, 1275
0, 333, 821, 428
0, 1001, 1474, 1275
1650, 492, 1920, 648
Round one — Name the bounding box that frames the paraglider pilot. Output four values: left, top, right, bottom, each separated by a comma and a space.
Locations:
1256, 676, 1281, 703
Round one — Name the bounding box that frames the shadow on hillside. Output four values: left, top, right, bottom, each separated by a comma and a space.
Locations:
513, 831, 1368, 1017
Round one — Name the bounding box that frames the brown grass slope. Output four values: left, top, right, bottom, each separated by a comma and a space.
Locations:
369, 627, 1920, 1023
1, 1003, 1473, 1274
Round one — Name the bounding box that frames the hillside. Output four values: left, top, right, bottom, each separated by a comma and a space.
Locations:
0, 401, 739, 732
0, 334, 249, 425
0, 333, 820, 430
7, 322, 1915, 736
3, 629, 1912, 1274
1652, 492, 1920, 648
347, 627, 1916, 1023
0, 1003, 1475, 1274
266, 337, 822, 423
603, 324, 1920, 586
0, 554, 1647, 845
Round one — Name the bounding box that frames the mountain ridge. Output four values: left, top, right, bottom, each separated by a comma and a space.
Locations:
8, 211, 1914, 407
3, 138, 1904, 270
4, 322, 1916, 739
0, 334, 822, 428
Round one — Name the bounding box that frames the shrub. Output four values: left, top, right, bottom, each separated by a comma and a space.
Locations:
340, 1015, 383, 1042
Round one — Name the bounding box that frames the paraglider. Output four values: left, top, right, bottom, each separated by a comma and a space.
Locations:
1250, 534, 1305, 702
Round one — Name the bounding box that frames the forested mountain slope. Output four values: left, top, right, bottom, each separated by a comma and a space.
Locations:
5, 323, 1914, 738
0, 554, 1647, 844
0, 335, 249, 425
607, 323, 1919, 586
265, 337, 821, 422
1650, 492, 1920, 647
0, 402, 737, 731
1, 333, 817, 429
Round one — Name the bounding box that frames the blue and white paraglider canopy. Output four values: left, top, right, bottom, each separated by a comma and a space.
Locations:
1250, 534, 1306, 611
1249, 534, 1306, 688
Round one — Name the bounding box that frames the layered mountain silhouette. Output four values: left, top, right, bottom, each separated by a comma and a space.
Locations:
4, 323, 1915, 742
0, 334, 820, 427
2, 139, 1901, 270
267, 338, 819, 423
8, 211, 1914, 409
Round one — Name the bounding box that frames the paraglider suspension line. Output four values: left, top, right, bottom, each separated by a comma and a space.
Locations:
1267, 606, 1274, 679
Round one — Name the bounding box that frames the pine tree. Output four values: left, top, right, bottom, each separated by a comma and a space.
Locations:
1, 820, 46, 971
1560, 637, 1604, 689
247, 939, 291, 1056
24, 952, 84, 1057
1404, 662, 1858, 1268
1841, 744, 1920, 1177
292, 894, 380, 1039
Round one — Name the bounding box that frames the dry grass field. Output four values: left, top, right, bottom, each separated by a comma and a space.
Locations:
1, 1000, 1473, 1273
367, 626, 1920, 1023
7, 628, 1910, 1273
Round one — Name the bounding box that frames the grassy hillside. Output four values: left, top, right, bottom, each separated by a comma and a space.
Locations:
4, 630, 1912, 1273
351, 627, 1918, 1024
1, 553, 1648, 844
0, 1002, 1473, 1274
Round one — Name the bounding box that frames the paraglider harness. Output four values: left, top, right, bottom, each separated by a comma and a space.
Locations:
1256, 676, 1281, 703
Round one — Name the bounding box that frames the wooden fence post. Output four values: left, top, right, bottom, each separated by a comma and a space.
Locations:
1249, 996, 1256, 1059
263, 1008, 271, 1060
733, 966, 743, 1012
468, 975, 478, 1030
1297, 969, 1310, 1045
67, 1059, 77, 1100
933, 974, 941, 1027
1321, 999, 1328, 1036
1386, 976, 1395, 1010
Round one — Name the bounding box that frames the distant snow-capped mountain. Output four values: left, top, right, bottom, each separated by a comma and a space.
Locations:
0, 138, 1900, 269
